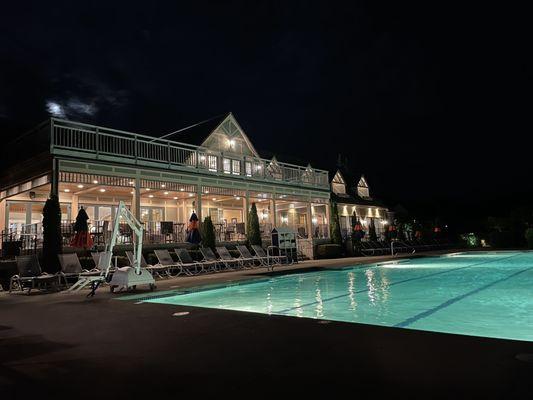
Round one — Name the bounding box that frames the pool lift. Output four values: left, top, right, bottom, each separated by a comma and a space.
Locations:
68, 201, 155, 296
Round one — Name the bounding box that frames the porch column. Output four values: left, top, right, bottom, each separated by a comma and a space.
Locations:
70, 195, 79, 220
133, 179, 141, 220
271, 197, 277, 227
325, 201, 331, 238
306, 200, 313, 239
0, 199, 6, 236
243, 192, 249, 231
196, 184, 202, 224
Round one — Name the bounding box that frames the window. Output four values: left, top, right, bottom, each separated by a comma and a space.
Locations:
232, 159, 241, 175
223, 158, 231, 174
245, 161, 252, 177
208, 155, 218, 172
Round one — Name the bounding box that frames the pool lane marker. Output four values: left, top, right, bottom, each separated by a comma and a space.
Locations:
273, 253, 523, 316
394, 264, 533, 328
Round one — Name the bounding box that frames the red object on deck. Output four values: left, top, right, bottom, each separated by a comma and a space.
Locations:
70, 231, 94, 248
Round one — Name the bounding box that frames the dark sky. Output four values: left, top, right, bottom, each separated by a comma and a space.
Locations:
1, 1, 531, 227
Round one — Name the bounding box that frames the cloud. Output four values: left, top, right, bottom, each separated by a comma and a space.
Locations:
45, 98, 98, 119
67, 98, 98, 115
46, 101, 66, 118
44, 72, 130, 120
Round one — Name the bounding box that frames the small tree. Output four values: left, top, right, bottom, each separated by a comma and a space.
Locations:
525, 227, 533, 249
247, 202, 262, 246
330, 202, 342, 246
42, 194, 62, 273
201, 216, 216, 249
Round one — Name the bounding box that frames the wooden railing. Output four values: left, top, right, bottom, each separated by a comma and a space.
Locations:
50, 118, 330, 189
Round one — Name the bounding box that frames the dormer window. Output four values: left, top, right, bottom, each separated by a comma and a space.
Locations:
331, 170, 346, 195
357, 176, 370, 198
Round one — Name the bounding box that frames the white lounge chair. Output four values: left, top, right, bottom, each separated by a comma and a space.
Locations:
127, 250, 172, 278
174, 248, 213, 275
10, 255, 60, 294
57, 253, 100, 288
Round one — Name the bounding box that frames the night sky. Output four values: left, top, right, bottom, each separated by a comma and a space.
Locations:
1, 1, 531, 229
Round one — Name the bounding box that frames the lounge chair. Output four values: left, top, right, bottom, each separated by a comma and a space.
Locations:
216, 246, 248, 269
237, 245, 270, 269
57, 253, 101, 288
174, 248, 212, 275
199, 247, 223, 271
9, 255, 60, 294
251, 245, 286, 266
128, 250, 172, 278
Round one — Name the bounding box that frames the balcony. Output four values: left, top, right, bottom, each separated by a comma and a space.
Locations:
49, 118, 330, 190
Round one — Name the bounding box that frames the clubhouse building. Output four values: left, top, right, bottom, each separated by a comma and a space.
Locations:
0, 113, 388, 256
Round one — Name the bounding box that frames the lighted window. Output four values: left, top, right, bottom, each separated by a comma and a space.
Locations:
232, 160, 241, 175
245, 161, 252, 177
223, 158, 231, 174
208, 155, 218, 172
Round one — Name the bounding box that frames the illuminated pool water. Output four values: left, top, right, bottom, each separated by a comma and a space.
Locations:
145, 252, 533, 342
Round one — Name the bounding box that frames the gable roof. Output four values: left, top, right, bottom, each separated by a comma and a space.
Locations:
166, 112, 260, 158
166, 112, 230, 147
329, 167, 387, 208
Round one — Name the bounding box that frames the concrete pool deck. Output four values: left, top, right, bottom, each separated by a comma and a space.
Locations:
1, 250, 533, 398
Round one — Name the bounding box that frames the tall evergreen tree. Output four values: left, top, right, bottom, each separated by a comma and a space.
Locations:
201, 216, 216, 249
42, 194, 62, 273
330, 202, 343, 246
247, 202, 262, 246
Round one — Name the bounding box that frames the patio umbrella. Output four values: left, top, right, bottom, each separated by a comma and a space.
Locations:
353, 218, 364, 241
185, 212, 201, 244
388, 222, 398, 239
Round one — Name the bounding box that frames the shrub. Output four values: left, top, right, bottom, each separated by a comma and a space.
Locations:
42, 194, 62, 273
525, 228, 533, 249
330, 202, 342, 246
201, 216, 216, 249
246, 202, 262, 246
316, 244, 342, 259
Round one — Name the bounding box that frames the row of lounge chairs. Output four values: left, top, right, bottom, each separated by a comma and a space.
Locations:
357, 239, 453, 256
9, 245, 285, 294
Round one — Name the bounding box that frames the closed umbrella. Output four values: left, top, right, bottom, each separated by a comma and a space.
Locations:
185, 212, 201, 244
70, 206, 94, 249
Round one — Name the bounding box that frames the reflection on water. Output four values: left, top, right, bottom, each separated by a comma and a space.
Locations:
315, 280, 324, 318
365, 269, 376, 304
348, 272, 357, 310
266, 286, 273, 315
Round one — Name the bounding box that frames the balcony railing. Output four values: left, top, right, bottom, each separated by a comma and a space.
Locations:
50, 118, 330, 189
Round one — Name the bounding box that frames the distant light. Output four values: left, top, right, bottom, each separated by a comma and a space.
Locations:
173, 197, 178, 200
235, 196, 240, 200
212, 198, 217, 201
189, 193, 194, 197
149, 194, 154, 198
99, 188, 106, 192
129, 181, 134, 185
164, 191, 169, 195
64, 189, 70, 192
179, 188, 185, 191
161, 184, 166, 188
130, 191, 134, 194
145, 188, 150, 191
93, 180, 98, 184
205, 190, 209, 194
77, 184, 84, 189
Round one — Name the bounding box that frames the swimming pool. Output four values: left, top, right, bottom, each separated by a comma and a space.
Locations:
145, 251, 533, 342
